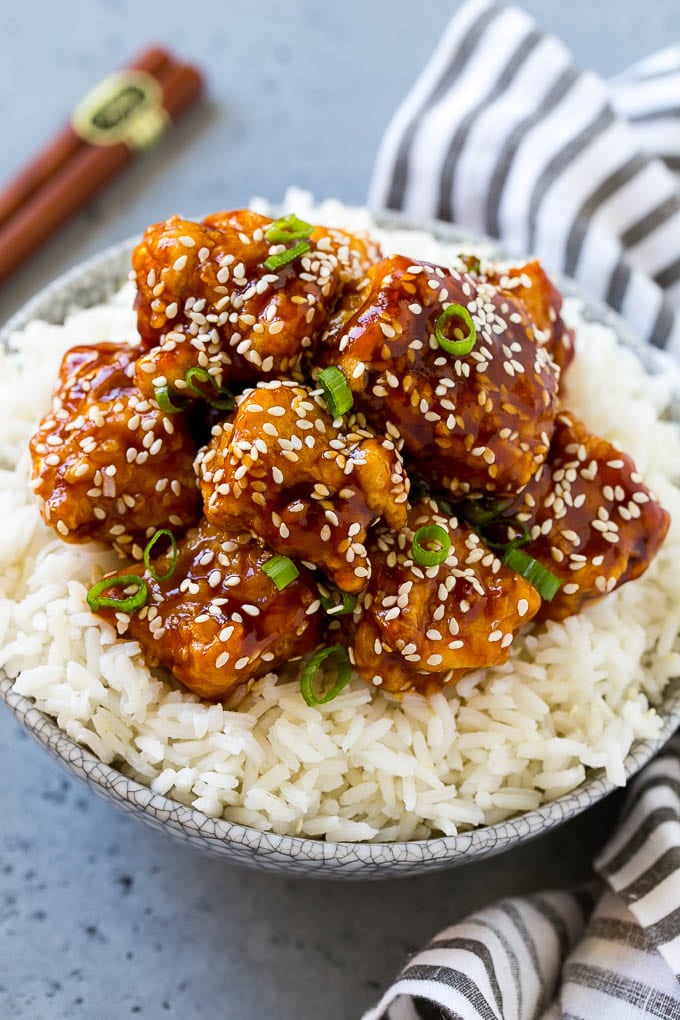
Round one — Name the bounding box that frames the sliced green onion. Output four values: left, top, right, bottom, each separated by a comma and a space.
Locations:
143, 529, 178, 582
184, 367, 235, 410
154, 385, 188, 415
265, 214, 313, 244
87, 574, 148, 613
318, 365, 353, 417
435, 303, 477, 357
463, 255, 481, 274
503, 547, 562, 601
319, 589, 357, 616
264, 240, 311, 272
300, 645, 352, 706
461, 496, 513, 528
262, 554, 299, 591
482, 520, 531, 554
411, 524, 451, 567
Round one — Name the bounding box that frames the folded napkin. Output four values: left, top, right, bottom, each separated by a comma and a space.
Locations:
362, 745, 680, 1020
369, 0, 680, 357
364, 3, 680, 1017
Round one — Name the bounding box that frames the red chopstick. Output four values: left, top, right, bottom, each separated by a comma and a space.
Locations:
0, 50, 204, 285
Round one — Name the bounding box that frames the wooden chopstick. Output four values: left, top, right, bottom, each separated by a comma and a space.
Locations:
0, 53, 204, 285
0, 48, 173, 232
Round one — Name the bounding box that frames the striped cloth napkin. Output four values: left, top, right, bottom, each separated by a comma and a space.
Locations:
363, 2, 680, 1017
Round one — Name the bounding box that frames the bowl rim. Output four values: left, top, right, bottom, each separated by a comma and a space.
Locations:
2, 212, 679, 868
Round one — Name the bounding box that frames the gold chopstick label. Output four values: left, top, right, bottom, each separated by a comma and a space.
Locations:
71, 70, 169, 150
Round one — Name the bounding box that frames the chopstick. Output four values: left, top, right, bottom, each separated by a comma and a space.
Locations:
0, 47, 174, 232
0, 50, 204, 285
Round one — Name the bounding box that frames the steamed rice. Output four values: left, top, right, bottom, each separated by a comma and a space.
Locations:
2, 193, 680, 843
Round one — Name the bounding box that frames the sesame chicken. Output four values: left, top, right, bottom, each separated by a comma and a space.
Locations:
132, 210, 380, 400
319, 255, 560, 498
497, 411, 670, 621
92, 519, 324, 699
350, 500, 541, 693
196, 381, 409, 593
28, 210, 672, 704
462, 257, 575, 374
29, 342, 201, 557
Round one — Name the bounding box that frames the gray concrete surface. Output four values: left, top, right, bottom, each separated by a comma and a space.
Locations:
0, 2, 678, 1017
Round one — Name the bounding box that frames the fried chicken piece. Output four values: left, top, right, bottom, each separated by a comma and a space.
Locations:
350, 500, 541, 693
319, 255, 560, 498
498, 411, 670, 621
29, 343, 201, 556
196, 381, 409, 593
91, 520, 323, 699
461, 257, 574, 374
132, 210, 380, 399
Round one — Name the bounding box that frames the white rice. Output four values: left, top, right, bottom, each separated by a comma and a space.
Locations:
2, 193, 680, 843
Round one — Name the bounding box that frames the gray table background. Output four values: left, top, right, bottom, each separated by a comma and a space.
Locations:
1, 2, 678, 1017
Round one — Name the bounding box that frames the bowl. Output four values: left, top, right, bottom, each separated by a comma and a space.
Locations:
2, 218, 679, 879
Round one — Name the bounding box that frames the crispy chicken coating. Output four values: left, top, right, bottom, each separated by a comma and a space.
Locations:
350, 500, 541, 693
196, 381, 409, 593
132, 210, 380, 399
498, 411, 670, 620
462, 257, 574, 374
29, 343, 201, 556
319, 255, 560, 498
93, 519, 324, 699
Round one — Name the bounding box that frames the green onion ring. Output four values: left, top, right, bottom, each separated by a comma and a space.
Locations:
264, 240, 311, 272
319, 589, 358, 616
461, 496, 513, 528
300, 645, 352, 706
262, 554, 299, 591
265, 214, 313, 244
143, 529, 179, 582
154, 385, 188, 415
434, 303, 477, 357
482, 519, 531, 554
87, 574, 148, 613
318, 365, 353, 418
184, 366, 235, 410
411, 524, 451, 567
503, 548, 562, 601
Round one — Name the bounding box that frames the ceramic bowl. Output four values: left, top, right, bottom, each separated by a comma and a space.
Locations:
2, 219, 679, 879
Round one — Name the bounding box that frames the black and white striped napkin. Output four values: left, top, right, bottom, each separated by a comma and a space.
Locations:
369, 0, 680, 358
363, 739, 680, 1020
364, 2, 680, 1017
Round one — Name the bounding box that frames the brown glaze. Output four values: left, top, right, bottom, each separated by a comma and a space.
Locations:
464, 257, 575, 375
132, 210, 380, 397
196, 381, 409, 593
27, 211, 672, 700
319, 255, 560, 498
499, 411, 671, 620
94, 519, 324, 699
29, 342, 200, 556
350, 499, 541, 693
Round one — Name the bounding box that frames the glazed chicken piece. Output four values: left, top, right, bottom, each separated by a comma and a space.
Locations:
350, 500, 541, 693
92, 519, 324, 699
461, 257, 574, 375
29, 343, 201, 557
196, 381, 409, 593
493, 411, 670, 621
319, 255, 560, 498
132, 209, 380, 400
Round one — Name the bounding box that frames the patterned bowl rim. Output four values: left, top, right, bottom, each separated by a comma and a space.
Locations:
2, 212, 679, 868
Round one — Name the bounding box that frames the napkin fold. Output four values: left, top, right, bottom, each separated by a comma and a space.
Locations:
364, 2, 680, 1016
369, 0, 680, 358
363, 739, 680, 1020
